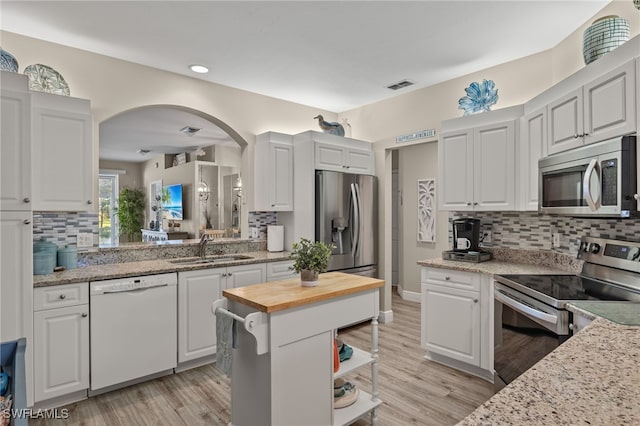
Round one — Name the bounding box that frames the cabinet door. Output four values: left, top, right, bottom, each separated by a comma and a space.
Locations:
315, 142, 345, 172
423, 283, 480, 366
266, 260, 297, 281
474, 120, 516, 210
548, 88, 584, 155
438, 130, 473, 210
31, 93, 93, 211
1, 88, 31, 211
0, 212, 32, 343
583, 60, 636, 145
344, 147, 374, 174
269, 141, 294, 210
227, 263, 266, 288
178, 269, 225, 363
519, 108, 546, 211
34, 304, 89, 402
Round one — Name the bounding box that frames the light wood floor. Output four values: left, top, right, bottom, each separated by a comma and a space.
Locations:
32, 291, 494, 426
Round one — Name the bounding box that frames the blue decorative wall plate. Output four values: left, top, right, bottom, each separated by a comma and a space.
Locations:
0, 47, 19, 72
458, 79, 498, 116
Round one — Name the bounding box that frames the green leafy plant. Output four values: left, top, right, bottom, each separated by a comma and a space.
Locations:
117, 187, 145, 242
289, 238, 335, 273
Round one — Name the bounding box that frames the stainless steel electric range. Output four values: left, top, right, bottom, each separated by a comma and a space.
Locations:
493, 236, 640, 386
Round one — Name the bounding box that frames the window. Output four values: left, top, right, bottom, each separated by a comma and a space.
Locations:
98, 173, 119, 246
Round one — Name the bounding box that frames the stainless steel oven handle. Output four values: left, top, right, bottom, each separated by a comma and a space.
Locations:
583, 158, 601, 212
495, 288, 558, 325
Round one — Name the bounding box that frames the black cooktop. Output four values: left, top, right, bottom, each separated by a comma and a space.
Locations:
496, 274, 631, 302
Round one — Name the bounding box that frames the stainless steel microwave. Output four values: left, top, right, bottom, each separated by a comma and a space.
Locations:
539, 135, 638, 217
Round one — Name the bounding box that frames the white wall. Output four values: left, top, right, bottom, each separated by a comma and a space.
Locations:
98, 159, 143, 192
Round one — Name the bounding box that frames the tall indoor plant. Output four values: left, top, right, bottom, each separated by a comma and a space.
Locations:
290, 238, 335, 286
117, 187, 145, 242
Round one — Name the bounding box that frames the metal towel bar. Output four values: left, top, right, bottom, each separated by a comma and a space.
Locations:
212, 298, 269, 355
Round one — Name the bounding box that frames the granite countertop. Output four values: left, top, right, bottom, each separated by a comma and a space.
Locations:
458, 318, 640, 425
417, 258, 571, 276
568, 301, 640, 326
33, 250, 291, 287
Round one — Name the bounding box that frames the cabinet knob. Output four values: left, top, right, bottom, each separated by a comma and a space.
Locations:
583, 133, 589, 137
82, 313, 88, 318
445, 276, 450, 281
569, 323, 575, 330
473, 298, 479, 303
23, 197, 30, 203
227, 272, 233, 276
271, 204, 275, 207
574, 134, 579, 139
288, 266, 295, 271
473, 202, 478, 206
59, 294, 66, 300
466, 202, 472, 206
23, 219, 31, 225
87, 200, 93, 205
345, 165, 350, 169
222, 273, 227, 277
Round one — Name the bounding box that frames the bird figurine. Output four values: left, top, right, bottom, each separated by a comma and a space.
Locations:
313, 115, 345, 137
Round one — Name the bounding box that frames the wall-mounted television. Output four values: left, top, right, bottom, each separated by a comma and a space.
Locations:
162, 184, 183, 220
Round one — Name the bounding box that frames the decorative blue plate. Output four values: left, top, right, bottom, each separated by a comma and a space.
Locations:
458, 79, 498, 116
0, 47, 19, 72
24, 64, 70, 96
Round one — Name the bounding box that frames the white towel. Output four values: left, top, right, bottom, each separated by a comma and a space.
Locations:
215, 309, 236, 377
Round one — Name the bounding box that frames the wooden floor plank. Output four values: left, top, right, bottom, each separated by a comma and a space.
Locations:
31, 291, 494, 425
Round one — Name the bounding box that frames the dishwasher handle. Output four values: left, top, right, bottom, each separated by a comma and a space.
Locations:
102, 283, 169, 294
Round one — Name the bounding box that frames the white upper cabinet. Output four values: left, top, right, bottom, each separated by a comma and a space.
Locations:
439, 106, 521, 212
31, 91, 94, 212
254, 132, 293, 211
547, 60, 636, 155
519, 107, 547, 211
1, 72, 31, 211
315, 141, 374, 174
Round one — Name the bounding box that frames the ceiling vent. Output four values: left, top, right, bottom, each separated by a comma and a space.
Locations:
180, 126, 201, 136
386, 79, 415, 91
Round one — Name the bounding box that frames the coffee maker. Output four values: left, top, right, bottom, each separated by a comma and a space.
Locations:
452, 218, 481, 251
442, 217, 492, 263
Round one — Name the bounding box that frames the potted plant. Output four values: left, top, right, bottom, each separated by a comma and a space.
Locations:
290, 238, 335, 287
117, 187, 145, 242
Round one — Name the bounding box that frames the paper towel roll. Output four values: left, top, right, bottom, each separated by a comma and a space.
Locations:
267, 225, 284, 252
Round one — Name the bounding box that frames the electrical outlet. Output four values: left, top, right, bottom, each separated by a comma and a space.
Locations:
552, 233, 560, 248
77, 232, 93, 248
483, 231, 492, 245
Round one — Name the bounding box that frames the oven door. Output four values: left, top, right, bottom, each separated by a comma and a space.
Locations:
493, 283, 569, 388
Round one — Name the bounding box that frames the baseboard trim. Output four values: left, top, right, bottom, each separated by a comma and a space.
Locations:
397, 286, 421, 303
379, 309, 393, 324
175, 354, 216, 373
33, 390, 88, 410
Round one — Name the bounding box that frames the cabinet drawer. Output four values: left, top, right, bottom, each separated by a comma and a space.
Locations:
421, 267, 480, 292
34, 282, 88, 311
267, 260, 297, 281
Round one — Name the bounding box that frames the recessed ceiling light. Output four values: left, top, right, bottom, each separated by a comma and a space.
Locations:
189, 64, 209, 74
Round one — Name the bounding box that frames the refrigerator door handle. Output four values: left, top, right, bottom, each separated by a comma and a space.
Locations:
351, 182, 361, 258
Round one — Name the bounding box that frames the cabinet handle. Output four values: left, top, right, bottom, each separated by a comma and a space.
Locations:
87, 200, 93, 205
444, 276, 450, 281
23, 197, 30, 203
23, 219, 31, 225
473, 298, 479, 303
82, 313, 88, 318
59, 294, 66, 300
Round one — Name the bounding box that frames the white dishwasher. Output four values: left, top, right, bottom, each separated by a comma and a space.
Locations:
90, 273, 177, 393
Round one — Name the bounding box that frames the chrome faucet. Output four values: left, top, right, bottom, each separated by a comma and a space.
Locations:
198, 233, 208, 258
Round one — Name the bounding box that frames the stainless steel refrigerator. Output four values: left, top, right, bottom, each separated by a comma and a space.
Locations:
315, 170, 377, 277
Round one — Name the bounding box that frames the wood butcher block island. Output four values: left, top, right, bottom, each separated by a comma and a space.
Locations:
218, 272, 384, 426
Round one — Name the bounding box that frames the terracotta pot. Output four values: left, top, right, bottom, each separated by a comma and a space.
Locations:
300, 269, 319, 287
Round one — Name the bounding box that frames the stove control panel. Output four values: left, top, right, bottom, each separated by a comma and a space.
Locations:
579, 237, 640, 271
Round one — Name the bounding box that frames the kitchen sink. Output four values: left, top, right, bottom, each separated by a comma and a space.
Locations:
169, 255, 253, 266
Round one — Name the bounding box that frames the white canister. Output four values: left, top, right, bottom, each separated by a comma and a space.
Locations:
267, 225, 284, 252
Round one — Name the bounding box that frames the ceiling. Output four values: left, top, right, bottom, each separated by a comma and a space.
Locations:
1, 1, 612, 162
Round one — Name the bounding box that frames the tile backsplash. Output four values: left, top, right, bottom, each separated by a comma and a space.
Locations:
33, 212, 99, 247
248, 211, 279, 239
452, 211, 640, 256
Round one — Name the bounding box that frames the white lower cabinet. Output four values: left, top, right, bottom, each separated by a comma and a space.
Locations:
266, 260, 297, 281
421, 267, 493, 381
33, 283, 89, 404
177, 263, 266, 364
